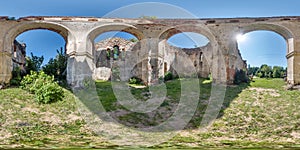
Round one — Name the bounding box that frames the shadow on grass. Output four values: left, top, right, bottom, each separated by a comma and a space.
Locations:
78, 78, 249, 131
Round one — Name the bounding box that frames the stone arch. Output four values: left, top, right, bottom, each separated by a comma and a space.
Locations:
158, 24, 225, 83
87, 23, 144, 42
1, 21, 73, 85
238, 23, 294, 54
87, 23, 144, 65
3, 22, 71, 50
236, 23, 295, 84
87, 23, 145, 82
159, 24, 216, 44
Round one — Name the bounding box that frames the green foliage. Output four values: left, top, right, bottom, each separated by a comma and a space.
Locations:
8, 16, 16, 20
20, 71, 39, 93
164, 71, 173, 81
10, 66, 24, 86
247, 65, 259, 76
35, 82, 64, 104
25, 53, 44, 73
248, 64, 286, 79
272, 66, 285, 78
129, 38, 138, 43
20, 71, 64, 104
128, 76, 143, 85
234, 69, 249, 84
42, 47, 67, 83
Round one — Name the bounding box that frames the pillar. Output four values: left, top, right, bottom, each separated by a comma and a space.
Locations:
286, 37, 300, 85
0, 52, 12, 85
66, 31, 95, 88
140, 38, 163, 85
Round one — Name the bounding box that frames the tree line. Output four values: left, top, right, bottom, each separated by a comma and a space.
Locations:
247, 64, 286, 78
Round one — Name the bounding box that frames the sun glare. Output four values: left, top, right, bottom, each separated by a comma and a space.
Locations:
236, 34, 247, 42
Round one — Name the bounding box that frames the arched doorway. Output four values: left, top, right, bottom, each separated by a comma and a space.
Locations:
159, 25, 222, 83
236, 23, 294, 83
87, 25, 143, 82
5, 22, 70, 85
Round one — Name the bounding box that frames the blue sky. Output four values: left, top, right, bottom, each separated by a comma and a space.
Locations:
2, 0, 300, 67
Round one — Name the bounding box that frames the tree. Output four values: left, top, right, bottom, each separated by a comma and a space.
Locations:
247, 66, 259, 76
272, 66, 284, 78
259, 64, 272, 78
42, 47, 67, 82
234, 69, 248, 84
25, 52, 44, 73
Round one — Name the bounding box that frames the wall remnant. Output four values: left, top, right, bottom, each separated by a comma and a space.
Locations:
0, 16, 299, 87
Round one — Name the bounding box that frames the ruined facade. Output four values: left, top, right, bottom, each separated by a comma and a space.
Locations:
12, 40, 26, 72
0, 16, 299, 87
93, 37, 215, 82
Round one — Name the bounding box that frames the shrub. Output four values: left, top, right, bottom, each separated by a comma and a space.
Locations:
129, 76, 143, 85
20, 71, 39, 93
164, 72, 173, 81
35, 81, 64, 104
42, 47, 67, 84
10, 66, 24, 86
234, 69, 249, 84
20, 71, 64, 104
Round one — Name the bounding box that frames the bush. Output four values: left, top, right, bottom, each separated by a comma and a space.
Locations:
234, 69, 249, 84
42, 47, 67, 84
129, 76, 143, 85
20, 71, 64, 104
10, 67, 24, 86
164, 72, 173, 81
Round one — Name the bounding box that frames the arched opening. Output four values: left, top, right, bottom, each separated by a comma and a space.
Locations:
236, 30, 288, 79
11, 29, 67, 85
163, 31, 212, 80
92, 30, 140, 81
167, 32, 209, 48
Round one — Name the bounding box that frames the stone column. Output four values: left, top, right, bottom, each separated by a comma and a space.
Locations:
0, 29, 12, 85
66, 31, 95, 88
139, 39, 149, 85
140, 38, 163, 85
0, 52, 12, 85
287, 38, 300, 85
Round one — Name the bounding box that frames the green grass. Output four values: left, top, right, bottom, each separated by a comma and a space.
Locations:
1, 78, 300, 149
250, 78, 286, 90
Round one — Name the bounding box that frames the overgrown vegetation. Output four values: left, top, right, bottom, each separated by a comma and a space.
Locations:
234, 69, 249, 84
20, 71, 64, 104
128, 76, 143, 85
163, 71, 174, 81
42, 47, 67, 85
25, 52, 44, 73
10, 47, 68, 88
10, 53, 44, 86
10, 66, 25, 86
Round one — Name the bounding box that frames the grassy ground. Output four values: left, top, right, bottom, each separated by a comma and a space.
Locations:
0, 78, 300, 149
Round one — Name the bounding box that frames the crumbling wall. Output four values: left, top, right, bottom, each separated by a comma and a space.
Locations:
94, 37, 213, 81
93, 37, 141, 81
12, 40, 26, 72
164, 43, 212, 78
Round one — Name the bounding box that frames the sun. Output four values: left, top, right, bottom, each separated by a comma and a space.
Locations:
236, 34, 247, 42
